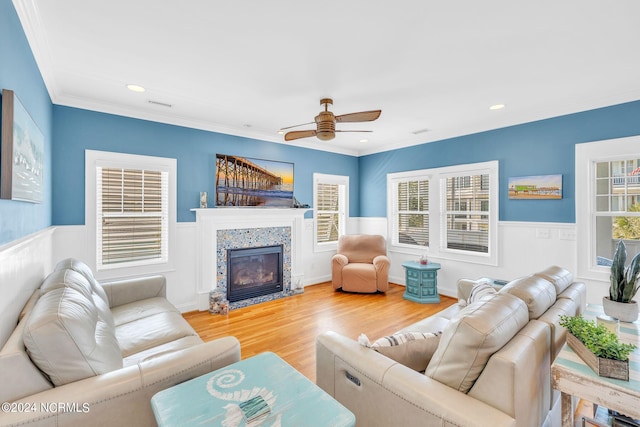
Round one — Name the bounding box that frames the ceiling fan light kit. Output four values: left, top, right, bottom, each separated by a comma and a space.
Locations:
283, 98, 381, 142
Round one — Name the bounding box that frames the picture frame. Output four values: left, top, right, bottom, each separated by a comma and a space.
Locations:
1, 89, 44, 203
215, 153, 294, 207
508, 174, 562, 200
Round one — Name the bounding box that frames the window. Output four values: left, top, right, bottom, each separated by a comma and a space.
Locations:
97, 167, 168, 267
388, 161, 498, 265
576, 136, 640, 280
443, 173, 490, 253
391, 178, 429, 247
314, 173, 348, 250
594, 158, 640, 263
86, 150, 176, 272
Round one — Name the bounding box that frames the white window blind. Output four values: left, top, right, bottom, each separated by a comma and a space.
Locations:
316, 182, 344, 244
313, 173, 348, 250
442, 173, 490, 253
387, 161, 497, 264
97, 167, 169, 267
393, 179, 429, 247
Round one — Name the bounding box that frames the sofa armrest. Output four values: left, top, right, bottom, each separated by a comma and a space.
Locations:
4, 337, 241, 426
101, 275, 166, 307
316, 332, 516, 427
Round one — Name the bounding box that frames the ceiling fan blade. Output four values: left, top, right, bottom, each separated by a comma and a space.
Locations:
279, 121, 315, 131
284, 130, 317, 141
335, 110, 381, 123
334, 130, 373, 133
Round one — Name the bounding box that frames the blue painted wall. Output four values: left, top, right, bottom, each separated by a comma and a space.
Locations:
0, 0, 53, 245
52, 106, 360, 224
359, 100, 640, 222
3, 0, 640, 244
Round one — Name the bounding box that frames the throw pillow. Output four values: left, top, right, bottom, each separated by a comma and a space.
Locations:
458, 280, 497, 307
359, 331, 442, 372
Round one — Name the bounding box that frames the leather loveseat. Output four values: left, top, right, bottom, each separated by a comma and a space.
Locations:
0, 258, 240, 427
316, 266, 586, 427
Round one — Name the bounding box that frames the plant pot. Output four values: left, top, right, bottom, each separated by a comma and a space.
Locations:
566, 332, 629, 380
602, 296, 639, 323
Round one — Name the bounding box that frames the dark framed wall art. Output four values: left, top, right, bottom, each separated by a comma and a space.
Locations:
1, 89, 44, 203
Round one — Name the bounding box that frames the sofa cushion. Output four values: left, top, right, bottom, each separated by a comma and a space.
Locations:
40, 269, 92, 299
499, 275, 556, 319
116, 311, 199, 357
55, 258, 110, 306
425, 293, 529, 393
23, 287, 122, 386
534, 265, 574, 295
459, 280, 497, 307
42, 268, 115, 329
110, 296, 180, 327
359, 331, 442, 372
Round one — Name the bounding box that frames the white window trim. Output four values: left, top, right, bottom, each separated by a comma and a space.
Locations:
387, 160, 498, 265
313, 173, 349, 252
85, 150, 177, 278
576, 135, 639, 282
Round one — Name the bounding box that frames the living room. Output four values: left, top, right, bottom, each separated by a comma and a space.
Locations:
1, 1, 639, 426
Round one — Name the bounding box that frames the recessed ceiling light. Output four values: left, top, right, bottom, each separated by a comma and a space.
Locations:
126, 84, 145, 93
489, 104, 506, 110
277, 130, 284, 135
359, 139, 368, 143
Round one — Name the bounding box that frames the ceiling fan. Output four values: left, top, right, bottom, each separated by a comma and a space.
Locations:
281, 98, 381, 142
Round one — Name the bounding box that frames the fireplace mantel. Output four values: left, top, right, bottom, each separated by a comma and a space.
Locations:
192, 208, 310, 310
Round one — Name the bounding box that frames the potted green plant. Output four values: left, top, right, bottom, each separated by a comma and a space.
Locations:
559, 315, 636, 380
603, 240, 640, 322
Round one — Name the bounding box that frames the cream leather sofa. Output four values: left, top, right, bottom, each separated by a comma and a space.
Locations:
317, 266, 586, 427
0, 258, 240, 427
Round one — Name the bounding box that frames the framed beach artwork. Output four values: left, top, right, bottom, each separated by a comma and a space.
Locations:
1, 89, 44, 203
508, 174, 562, 200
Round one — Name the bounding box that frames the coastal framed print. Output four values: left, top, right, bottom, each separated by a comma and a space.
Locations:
508, 174, 562, 200
1, 89, 44, 203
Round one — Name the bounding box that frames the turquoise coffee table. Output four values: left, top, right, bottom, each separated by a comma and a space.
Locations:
151, 352, 355, 426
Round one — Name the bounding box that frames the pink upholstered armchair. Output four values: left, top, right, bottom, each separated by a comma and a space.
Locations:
331, 234, 390, 293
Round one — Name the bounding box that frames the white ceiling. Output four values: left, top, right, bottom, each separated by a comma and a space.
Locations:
13, 0, 640, 156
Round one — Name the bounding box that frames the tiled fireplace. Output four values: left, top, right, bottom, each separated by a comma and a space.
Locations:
193, 208, 308, 310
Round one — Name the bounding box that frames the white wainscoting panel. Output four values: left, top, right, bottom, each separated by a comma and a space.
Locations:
49, 218, 606, 312
0, 228, 54, 346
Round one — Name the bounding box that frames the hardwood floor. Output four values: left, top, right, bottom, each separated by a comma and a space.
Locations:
183, 282, 456, 383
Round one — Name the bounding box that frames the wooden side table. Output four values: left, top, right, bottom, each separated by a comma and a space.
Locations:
402, 261, 441, 303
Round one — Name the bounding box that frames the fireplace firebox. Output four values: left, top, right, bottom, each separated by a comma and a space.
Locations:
227, 245, 283, 302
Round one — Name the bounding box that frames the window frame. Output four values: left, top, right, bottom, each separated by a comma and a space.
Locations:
85, 150, 177, 275
387, 160, 498, 265
576, 136, 640, 281
313, 173, 349, 252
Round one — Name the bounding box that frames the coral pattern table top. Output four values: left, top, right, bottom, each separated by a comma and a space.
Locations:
151, 352, 355, 426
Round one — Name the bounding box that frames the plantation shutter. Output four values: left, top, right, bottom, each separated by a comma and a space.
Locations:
316, 182, 343, 243
443, 174, 489, 253
97, 167, 168, 267
394, 179, 429, 247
